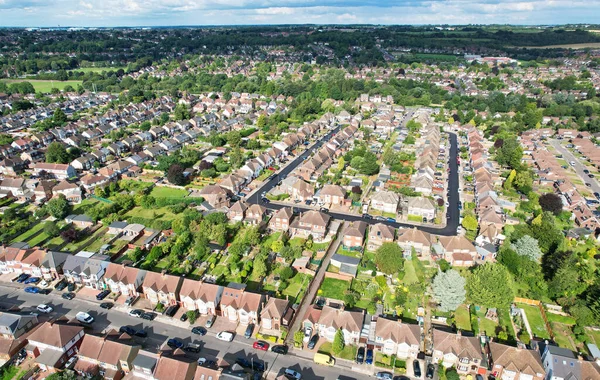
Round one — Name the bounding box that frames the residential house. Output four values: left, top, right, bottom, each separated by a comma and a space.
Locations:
437, 236, 478, 266
432, 329, 483, 373
26, 321, 85, 372
65, 214, 94, 229
103, 263, 147, 298
219, 284, 264, 325
316, 306, 364, 345
31, 163, 76, 180
541, 345, 584, 380
269, 207, 294, 232
407, 196, 436, 222
129, 350, 159, 379
179, 279, 223, 316
289, 210, 331, 240
343, 221, 367, 249
74, 333, 141, 380
199, 185, 230, 209
80, 257, 110, 289
374, 318, 421, 359
154, 352, 197, 380
397, 228, 433, 259
367, 223, 395, 251
51, 180, 82, 204
260, 297, 292, 332
142, 272, 183, 306
0, 157, 26, 176
245, 204, 266, 225
0, 312, 38, 339
316, 185, 346, 206
329, 254, 360, 277
62, 255, 89, 284
370, 191, 400, 214
489, 342, 545, 380
0, 178, 26, 197
40, 251, 69, 280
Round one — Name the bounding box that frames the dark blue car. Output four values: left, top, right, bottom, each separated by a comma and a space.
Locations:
24, 277, 40, 284
167, 338, 183, 349
365, 348, 374, 365
24, 286, 40, 294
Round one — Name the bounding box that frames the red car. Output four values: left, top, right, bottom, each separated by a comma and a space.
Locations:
253, 340, 269, 351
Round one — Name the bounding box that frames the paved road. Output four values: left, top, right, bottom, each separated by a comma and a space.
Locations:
248, 123, 460, 236
0, 284, 373, 380
549, 139, 600, 194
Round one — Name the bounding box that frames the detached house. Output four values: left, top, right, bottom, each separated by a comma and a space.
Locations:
407, 196, 437, 222
142, 272, 183, 307
260, 297, 292, 333
367, 223, 396, 251
220, 284, 264, 325
199, 185, 230, 209
316, 306, 364, 345
269, 207, 294, 232
397, 228, 433, 260
343, 221, 367, 249
289, 210, 331, 240
370, 191, 400, 214
374, 318, 421, 359
52, 180, 82, 204
316, 184, 346, 206
179, 279, 223, 316
437, 236, 478, 266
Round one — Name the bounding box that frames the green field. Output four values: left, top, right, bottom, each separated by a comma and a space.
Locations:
1, 79, 83, 93
68, 66, 126, 73
455, 305, 472, 331
125, 206, 177, 221
519, 304, 551, 339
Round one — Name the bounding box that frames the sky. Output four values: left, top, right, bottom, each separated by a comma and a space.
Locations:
1, 0, 599, 27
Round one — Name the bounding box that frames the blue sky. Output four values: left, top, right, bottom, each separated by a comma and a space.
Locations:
1, 0, 597, 27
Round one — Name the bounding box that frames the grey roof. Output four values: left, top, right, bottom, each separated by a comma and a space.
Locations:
132, 352, 158, 371
41, 251, 70, 269
63, 255, 89, 273
331, 253, 360, 266
108, 221, 128, 229
0, 312, 36, 335
546, 346, 581, 380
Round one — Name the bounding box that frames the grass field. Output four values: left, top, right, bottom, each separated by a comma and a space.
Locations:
126, 206, 177, 221
319, 278, 349, 301
552, 322, 575, 350
150, 186, 188, 198
68, 66, 126, 73
455, 305, 472, 331
318, 342, 358, 361
546, 312, 576, 326
11, 222, 45, 243
519, 304, 551, 339
402, 260, 419, 285
519, 43, 600, 49
1, 79, 83, 93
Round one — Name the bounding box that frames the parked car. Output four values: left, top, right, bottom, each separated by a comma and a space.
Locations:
36, 304, 53, 313
96, 290, 110, 300
183, 343, 201, 353
284, 368, 302, 380
119, 326, 136, 336
307, 334, 319, 350
386, 217, 396, 223
129, 309, 143, 318
67, 282, 76, 292
141, 312, 156, 321
356, 346, 365, 364
167, 338, 184, 349
164, 304, 179, 317
24, 287, 40, 294
426, 363, 435, 379
135, 329, 147, 338
271, 345, 288, 355
62, 292, 75, 300
39, 280, 48, 288
362, 214, 373, 220
376, 372, 393, 380
15, 274, 30, 283
253, 340, 269, 351
413, 360, 422, 378
205, 315, 216, 328
365, 348, 373, 365
99, 302, 113, 309
303, 327, 312, 342
244, 323, 254, 339
64, 356, 78, 370
24, 277, 40, 284
76, 312, 94, 324
217, 331, 234, 342
55, 280, 67, 290
125, 296, 138, 306
320, 207, 329, 213
191, 326, 207, 336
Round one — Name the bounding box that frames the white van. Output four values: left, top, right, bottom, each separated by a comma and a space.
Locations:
76, 311, 94, 324
216, 331, 234, 342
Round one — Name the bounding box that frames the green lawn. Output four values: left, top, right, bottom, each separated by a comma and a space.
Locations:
282, 273, 312, 303
455, 305, 472, 331
319, 278, 350, 301
28, 232, 50, 246
546, 312, 576, 326
477, 309, 499, 337
150, 186, 188, 198
1, 79, 83, 93
318, 342, 358, 361
407, 215, 423, 222
337, 246, 362, 258
586, 328, 600, 346
73, 198, 100, 214
518, 304, 550, 339
402, 260, 419, 285
126, 206, 177, 221
552, 322, 575, 350
11, 222, 45, 243
262, 232, 281, 249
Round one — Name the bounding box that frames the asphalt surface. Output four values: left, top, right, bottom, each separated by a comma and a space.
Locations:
549, 139, 600, 194
248, 122, 460, 236
0, 284, 377, 380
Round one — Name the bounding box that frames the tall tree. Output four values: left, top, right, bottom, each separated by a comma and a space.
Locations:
511, 235, 543, 262
45, 142, 70, 164
466, 263, 514, 309
46, 194, 71, 219
539, 193, 563, 215
432, 269, 466, 312
332, 329, 345, 356
167, 164, 186, 186
375, 243, 405, 275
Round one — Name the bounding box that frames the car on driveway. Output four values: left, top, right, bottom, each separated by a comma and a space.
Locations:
36, 304, 53, 313
24, 287, 40, 294
183, 343, 201, 353
253, 340, 269, 351
62, 292, 75, 300
307, 334, 319, 350
96, 290, 110, 300
192, 326, 207, 336
64, 356, 78, 370
271, 344, 288, 355
365, 348, 373, 365
129, 309, 143, 318
413, 360, 422, 378
99, 302, 113, 309
205, 315, 216, 328
164, 304, 179, 317
426, 363, 435, 379
24, 277, 40, 284
356, 346, 365, 364
55, 280, 67, 290
67, 282, 76, 291
15, 274, 30, 283
167, 338, 184, 349
244, 323, 254, 339
303, 327, 312, 342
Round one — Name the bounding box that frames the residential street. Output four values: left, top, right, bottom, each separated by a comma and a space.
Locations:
247, 114, 460, 236
0, 284, 374, 380
549, 139, 600, 194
